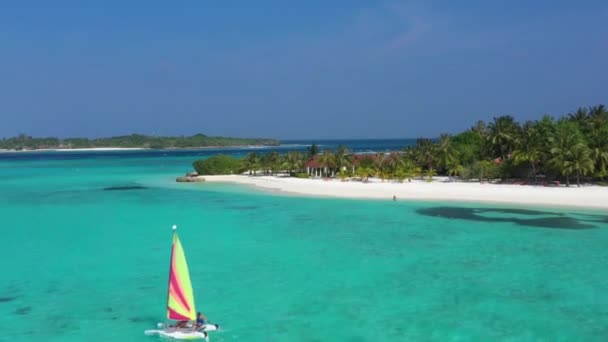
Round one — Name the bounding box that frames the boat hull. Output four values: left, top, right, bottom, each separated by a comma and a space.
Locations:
144, 329, 208, 340
200, 324, 220, 332
153, 323, 219, 332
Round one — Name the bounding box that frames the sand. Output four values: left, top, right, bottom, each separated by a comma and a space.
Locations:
0, 147, 146, 153
202, 175, 608, 209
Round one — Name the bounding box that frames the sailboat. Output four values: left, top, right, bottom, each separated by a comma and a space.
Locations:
145, 225, 220, 340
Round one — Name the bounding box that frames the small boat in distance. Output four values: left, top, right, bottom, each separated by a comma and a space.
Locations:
145, 225, 219, 340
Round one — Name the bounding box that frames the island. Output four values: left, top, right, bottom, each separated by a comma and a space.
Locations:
0, 133, 279, 151
182, 104, 608, 209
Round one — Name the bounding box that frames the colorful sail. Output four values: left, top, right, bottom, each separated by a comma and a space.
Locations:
167, 231, 197, 321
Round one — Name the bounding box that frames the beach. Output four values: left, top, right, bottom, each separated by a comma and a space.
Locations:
0, 147, 146, 152
0, 145, 281, 153
203, 175, 608, 209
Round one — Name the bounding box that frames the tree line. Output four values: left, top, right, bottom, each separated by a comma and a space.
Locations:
194, 104, 608, 187
0, 133, 279, 150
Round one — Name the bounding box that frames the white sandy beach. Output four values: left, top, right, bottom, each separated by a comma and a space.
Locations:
203, 175, 608, 209
0, 147, 146, 153
52, 147, 146, 151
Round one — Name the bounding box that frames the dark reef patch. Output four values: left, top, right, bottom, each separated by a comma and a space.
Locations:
129, 316, 156, 324
0, 296, 18, 303
292, 214, 315, 224
574, 213, 608, 224
224, 205, 260, 210
478, 208, 563, 216
416, 207, 597, 229
45, 281, 61, 294
14, 306, 31, 315
522, 217, 591, 229
103, 185, 148, 191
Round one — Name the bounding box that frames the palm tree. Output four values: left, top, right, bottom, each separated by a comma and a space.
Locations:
564, 144, 594, 187
317, 152, 336, 177
414, 138, 436, 172
488, 115, 520, 161
590, 144, 608, 179
549, 121, 586, 187
588, 105, 608, 125
471, 120, 487, 138
386, 152, 403, 170
512, 122, 543, 184
355, 166, 374, 182
568, 107, 589, 126
425, 168, 437, 182
283, 151, 304, 176
267, 152, 281, 175
244, 152, 260, 175
374, 153, 388, 177
260, 154, 272, 175
412, 166, 423, 180
435, 134, 458, 171
394, 168, 407, 183
308, 144, 319, 158
295, 152, 307, 174
581, 107, 608, 179
333, 145, 352, 174
446, 162, 464, 179
471, 120, 490, 159
476, 160, 496, 182
386, 152, 404, 181
338, 169, 350, 181
379, 169, 392, 182
394, 158, 420, 182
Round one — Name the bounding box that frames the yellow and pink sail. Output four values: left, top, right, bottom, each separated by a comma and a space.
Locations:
167, 228, 197, 321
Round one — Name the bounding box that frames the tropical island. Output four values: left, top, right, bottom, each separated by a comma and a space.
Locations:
0, 133, 279, 151
184, 105, 608, 208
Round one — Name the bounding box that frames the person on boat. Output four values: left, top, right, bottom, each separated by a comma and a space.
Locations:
196, 312, 207, 327
173, 321, 189, 329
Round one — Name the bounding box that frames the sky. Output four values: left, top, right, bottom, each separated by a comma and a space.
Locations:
1, 0, 607, 139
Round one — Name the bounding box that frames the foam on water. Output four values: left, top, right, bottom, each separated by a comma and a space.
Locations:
1, 152, 607, 341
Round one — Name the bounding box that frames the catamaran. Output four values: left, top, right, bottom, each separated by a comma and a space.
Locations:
145, 225, 220, 340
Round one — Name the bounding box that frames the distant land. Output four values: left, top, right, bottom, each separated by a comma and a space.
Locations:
0, 133, 279, 151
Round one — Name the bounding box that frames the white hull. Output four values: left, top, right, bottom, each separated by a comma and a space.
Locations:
145, 329, 208, 340
145, 323, 219, 340
200, 324, 220, 332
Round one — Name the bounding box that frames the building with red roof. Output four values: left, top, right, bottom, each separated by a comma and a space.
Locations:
305, 153, 378, 177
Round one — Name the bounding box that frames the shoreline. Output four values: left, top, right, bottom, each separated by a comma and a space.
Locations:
0, 147, 146, 153
201, 175, 608, 209
0, 144, 280, 153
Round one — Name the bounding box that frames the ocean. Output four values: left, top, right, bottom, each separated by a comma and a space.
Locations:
1, 140, 607, 341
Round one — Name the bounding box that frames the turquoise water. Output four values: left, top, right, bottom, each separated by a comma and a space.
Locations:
1, 153, 608, 341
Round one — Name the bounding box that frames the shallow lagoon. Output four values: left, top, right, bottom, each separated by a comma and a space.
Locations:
1, 152, 607, 341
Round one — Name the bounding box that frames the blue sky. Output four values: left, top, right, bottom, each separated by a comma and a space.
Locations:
1, 0, 607, 139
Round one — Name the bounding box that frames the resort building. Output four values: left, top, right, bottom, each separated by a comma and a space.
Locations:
304, 154, 376, 177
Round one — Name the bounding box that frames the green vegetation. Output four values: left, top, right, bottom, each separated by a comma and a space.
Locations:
193, 155, 243, 175
224, 104, 608, 187
308, 143, 319, 157
0, 133, 278, 150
